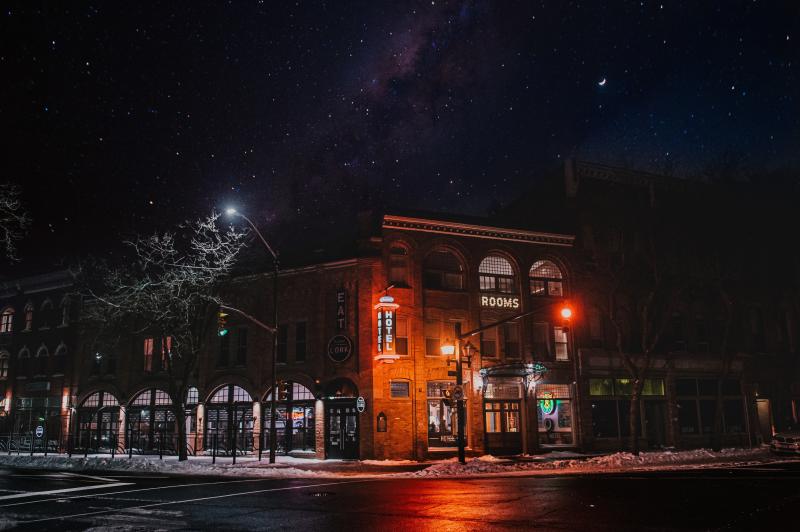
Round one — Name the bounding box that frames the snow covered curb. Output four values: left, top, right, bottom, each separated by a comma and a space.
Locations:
0, 447, 791, 480
407, 447, 786, 478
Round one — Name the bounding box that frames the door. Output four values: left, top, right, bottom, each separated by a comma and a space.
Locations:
484, 400, 522, 455
325, 401, 359, 459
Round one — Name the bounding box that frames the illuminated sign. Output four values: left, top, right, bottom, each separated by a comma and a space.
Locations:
327, 335, 353, 363
480, 295, 520, 309
336, 288, 347, 330
539, 391, 555, 415
374, 295, 400, 363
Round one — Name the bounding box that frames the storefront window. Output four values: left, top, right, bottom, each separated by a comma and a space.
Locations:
536, 384, 573, 445
427, 381, 458, 448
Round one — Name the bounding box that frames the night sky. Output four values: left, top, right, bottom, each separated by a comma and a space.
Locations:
1, 1, 798, 269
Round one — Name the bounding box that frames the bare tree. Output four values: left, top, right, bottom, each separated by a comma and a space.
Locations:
0, 183, 31, 261
586, 186, 684, 455
81, 212, 248, 460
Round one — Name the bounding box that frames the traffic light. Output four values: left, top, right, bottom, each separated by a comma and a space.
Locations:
278, 381, 289, 401
217, 310, 229, 337
559, 305, 573, 332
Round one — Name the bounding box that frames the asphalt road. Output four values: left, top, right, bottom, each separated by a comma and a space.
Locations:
1, 462, 799, 531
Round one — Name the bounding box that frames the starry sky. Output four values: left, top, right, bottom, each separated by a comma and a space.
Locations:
1, 1, 798, 268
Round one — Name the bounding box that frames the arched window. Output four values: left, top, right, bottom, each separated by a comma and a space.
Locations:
53, 342, 67, 374
35, 345, 49, 358
210, 384, 252, 404
388, 245, 410, 287
40, 299, 54, 328
81, 391, 119, 408
0, 308, 14, 334
529, 260, 564, 297
18, 346, 30, 359
131, 389, 172, 406
0, 351, 9, 379
24, 302, 33, 331
186, 387, 199, 405
35, 344, 49, 376
423, 249, 464, 291
479, 256, 515, 294
60, 297, 70, 326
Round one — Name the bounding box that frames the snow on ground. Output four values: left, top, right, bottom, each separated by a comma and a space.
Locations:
0, 518, 17, 531
0, 447, 791, 479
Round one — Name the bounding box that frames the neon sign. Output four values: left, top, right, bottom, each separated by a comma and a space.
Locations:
375, 295, 400, 364
539, 391, 556, 415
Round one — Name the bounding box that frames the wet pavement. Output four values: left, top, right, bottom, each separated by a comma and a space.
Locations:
1, 461, 799, 530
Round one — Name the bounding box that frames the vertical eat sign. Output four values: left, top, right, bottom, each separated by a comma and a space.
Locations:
374, 294, 400, 363
336, 288, 347, 331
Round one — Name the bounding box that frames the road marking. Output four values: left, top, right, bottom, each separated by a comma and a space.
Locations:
19, 478, 383, 524
62, 472, 120, 483
0, 482, 133, 501
0, 476, 318, 508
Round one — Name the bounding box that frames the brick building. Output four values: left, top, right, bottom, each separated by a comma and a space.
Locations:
2, 161, 797, 460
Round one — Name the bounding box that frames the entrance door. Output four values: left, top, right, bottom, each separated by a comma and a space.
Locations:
484, 400, 522, 455
325, 401, 358, 459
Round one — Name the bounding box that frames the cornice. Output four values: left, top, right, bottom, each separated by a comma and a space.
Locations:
383, 215, 574, 247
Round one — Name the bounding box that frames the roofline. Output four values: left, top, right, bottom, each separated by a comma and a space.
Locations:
382, 215, 575, 247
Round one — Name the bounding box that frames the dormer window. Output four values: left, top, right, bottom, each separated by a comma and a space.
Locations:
529, 260, 564, 297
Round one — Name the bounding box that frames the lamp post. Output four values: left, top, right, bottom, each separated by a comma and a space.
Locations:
226, 208, 280, 464
440, 322, 468, 465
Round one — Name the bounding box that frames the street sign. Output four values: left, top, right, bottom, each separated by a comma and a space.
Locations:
35, 425, 44, 438
327, 335, 353, 363
452, 386, 464, 401
356, 396, 366, 413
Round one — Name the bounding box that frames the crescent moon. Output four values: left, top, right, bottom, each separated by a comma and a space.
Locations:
598, 78, 607, 86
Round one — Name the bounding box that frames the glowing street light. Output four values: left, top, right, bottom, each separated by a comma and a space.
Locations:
560, 306, 573, 320
440, 342, 455, 356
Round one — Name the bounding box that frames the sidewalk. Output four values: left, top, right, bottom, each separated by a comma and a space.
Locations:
0, 447, 791, 479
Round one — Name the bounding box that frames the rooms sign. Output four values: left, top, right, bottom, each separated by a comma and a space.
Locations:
480, 295, 520, 309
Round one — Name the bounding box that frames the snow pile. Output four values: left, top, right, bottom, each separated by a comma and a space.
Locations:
411, 447, 775, 477
0, 518, 18, 531
360, 459, 418, 466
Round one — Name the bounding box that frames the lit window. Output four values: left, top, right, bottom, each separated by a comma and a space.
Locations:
232, 385, 252, 403
529, 260, 564, 297
154, 390, 172, 405
423, 249, 464, 291
292, 382, 314, 400
0, 352, 8, 379
186, 387, 199, 405
0, 308, 14, 334
161, 336, 173, 369
479, 256, 515, 294
554, 326, 569, 360
143, 338, 154, 372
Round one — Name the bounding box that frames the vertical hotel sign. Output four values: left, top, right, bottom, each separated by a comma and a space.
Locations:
374, 295, 400, 364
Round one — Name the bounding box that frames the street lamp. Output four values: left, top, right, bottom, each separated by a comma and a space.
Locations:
440, 323, 468, 465
226, 207, 280, 464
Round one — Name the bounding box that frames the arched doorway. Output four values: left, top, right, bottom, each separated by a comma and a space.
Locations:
127, 389, 175, 454
263, 382, 316, 454
76, 391, 120, 452
204, 385, 254, 454
323, 378, 359, 459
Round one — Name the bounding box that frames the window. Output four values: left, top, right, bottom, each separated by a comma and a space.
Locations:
291, 382, 314, 400
502, 322, 520, 358
143, 338, 154, 372
537, 384, 574, 445
425, 320, 440, 356
484, 401, 520, 434
60, 297, 70, 326
427, 381, 460, 447
0, 308, 13, 334
554, 326, 569, 360
388, 246, 410, 287
186, 387, 199, 405
676, 378, 744, 434
24, 303, 33, 331
217, 333, 230, 367
529, 260, 563, 296
35, 345, 48, 375
161, 336, 172, 371
295, 322, 306, 362
695, 315, 709, 352
395, 317, 408, 355
479, 256, 515, 294
390, 380, 410, 398
532, 322, 550, 358
423, 249, 464, 291
40, 299, 53, 328
0, 352, 8, 379
480, 321, 497, 357
670, 313, 686, 350
236, 328, 248, 365
588, 378, 665, 396
277, 324, 288, 363
54, 343, 67, 374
